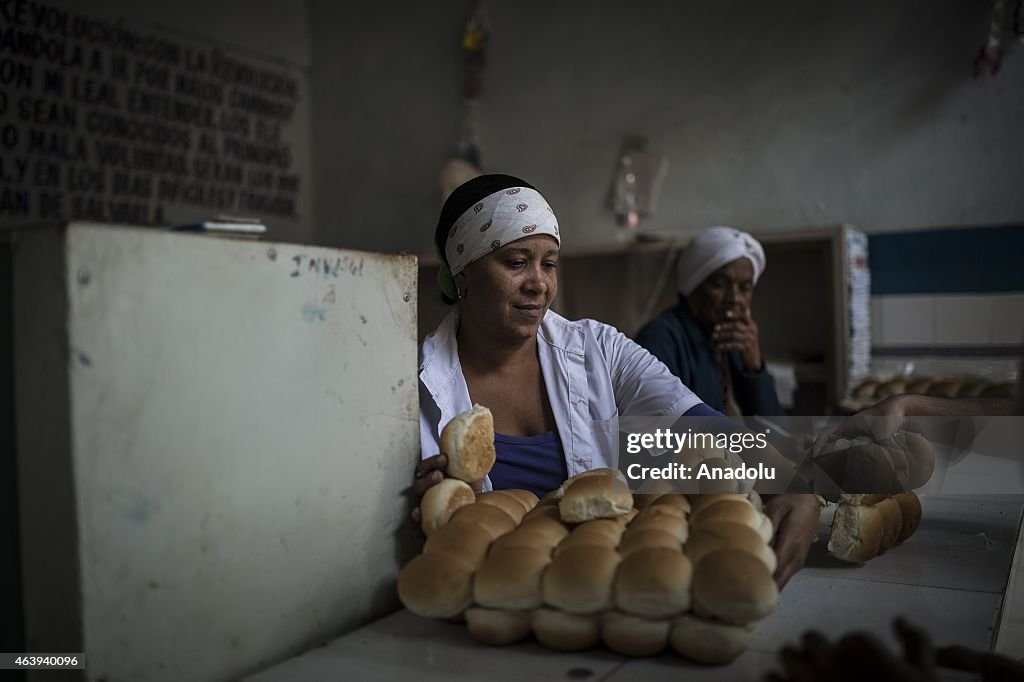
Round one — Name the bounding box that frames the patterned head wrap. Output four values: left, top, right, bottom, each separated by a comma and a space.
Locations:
434, 174, 560, 301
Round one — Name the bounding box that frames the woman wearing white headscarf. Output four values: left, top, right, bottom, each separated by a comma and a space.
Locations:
412, 177, 818, 588
636, 226, 783, 418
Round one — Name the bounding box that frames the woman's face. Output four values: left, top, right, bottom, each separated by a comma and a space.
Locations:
687, 257, 755, 331
457, 235, 559, 342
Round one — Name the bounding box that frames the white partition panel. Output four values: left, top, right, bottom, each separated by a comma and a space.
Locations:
14, 224, 420, 682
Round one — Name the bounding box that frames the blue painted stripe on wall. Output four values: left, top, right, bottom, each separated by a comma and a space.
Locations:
869, 225, 1024, 295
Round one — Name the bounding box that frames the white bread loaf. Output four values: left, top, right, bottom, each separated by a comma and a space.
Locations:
601, 612, 670, 657
465, 607, 531, 645
448, 502, 517, 540
613, 547, 692, 618
541, 545, 620, 614
419, 478, 477, 537
691, 549, 779, 625
422, 520, 495, 569
397, 552, 474, 618
473, 547, 551, 610
669, 614, 753, 664
827, 502, 884, 562
441, 405, 496, 482
531, 608, 600, 651
558, 474, 633, 523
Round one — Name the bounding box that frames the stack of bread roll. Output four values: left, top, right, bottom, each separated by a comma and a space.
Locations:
402, 457, 780, 664
826, 491, 922, 563
842, 376, 1017, 412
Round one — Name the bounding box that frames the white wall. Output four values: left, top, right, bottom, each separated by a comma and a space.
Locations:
309, 0, 1024, 254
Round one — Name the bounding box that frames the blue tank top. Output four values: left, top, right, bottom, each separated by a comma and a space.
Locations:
490, 430, 568, 498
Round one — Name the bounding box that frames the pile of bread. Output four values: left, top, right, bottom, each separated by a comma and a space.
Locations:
841, 376, 1017, 412
827, 492, 922, 563
403, 462, 778, 663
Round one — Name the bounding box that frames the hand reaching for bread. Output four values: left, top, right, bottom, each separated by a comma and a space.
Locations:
411, 405, 497, 527
763, 494, 820, 590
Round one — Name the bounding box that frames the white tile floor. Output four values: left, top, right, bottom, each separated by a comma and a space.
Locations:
246, 494, 1024, 682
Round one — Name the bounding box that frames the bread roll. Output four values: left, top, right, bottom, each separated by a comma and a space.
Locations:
531, 608, 600, 651
893, 492, 922, 544
816, 438, 909, 495
827, 502, 884, 563
573, 519, 626, 543
697, 457, 744, 493
876, 378, 907, 399
690, 499, 759, 530
488, 528, 556, 554
397, 552, 474, 618
927, 380, 962, 398
422, 520, 495, 569
637, 477, 683, 495
448, 502, 517, 540
853, 379, 880, 399
876, 497, 904, 553
627, 513, 689, 543
542, 545, 619, 614
670, 614, 752, 664
559, 474, 633, 523
511, 515, 570, 546
613, 547, 692, 618
638, 502, 687, 520
601, 612, 670, 657
561, 467, 629, 492
473, 547, 551, 609
420, 478, 477, 537
890, 431, 935, 489
538, 488, 563, 504
465, 607, 531, 645
553, 529, 620, 557
521, 504, 563, 523
441, 405, 496, 482
502, 489, 540, 512
685, 521, 776, 573
747, 490, 764, 513
689, 493, 748, 515
618, 528, 683, 557
649, 493, 692, 514
692, 549, 779, 625
475, 491, 528, 524
905, 378, 934, 395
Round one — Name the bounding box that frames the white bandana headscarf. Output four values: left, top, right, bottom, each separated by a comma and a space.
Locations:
444, 187, 560, 275
677, 226, 766, 296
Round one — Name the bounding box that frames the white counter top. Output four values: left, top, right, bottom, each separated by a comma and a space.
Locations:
246, 495, 1023, 682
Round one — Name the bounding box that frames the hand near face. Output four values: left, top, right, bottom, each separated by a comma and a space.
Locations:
713, 306, 763, 373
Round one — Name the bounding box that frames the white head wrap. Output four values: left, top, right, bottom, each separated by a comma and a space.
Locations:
677, 226, 766, 296
444, 187, 560, 275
